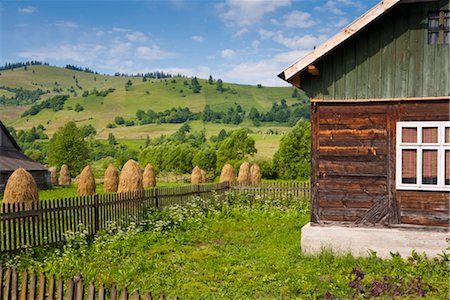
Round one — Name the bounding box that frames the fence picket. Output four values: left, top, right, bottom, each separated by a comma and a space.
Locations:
28, 272, 36, 300
19, 271, 28, 300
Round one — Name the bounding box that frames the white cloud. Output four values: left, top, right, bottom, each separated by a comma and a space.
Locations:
272, 32, 328, 50
109, 42, 132, 55
18, 6, 37, 14
233, 28, 248, 38
191, 35, 205, 42
221, 49, 236, 58
314, 0, 365, 16
251, 40, 260, 49
217, 0, 291, 27
125, 31, 147, 42
273, 10, 316, 28
135, 46, 173, 60
258, 29, 275, 40
18, 44, 105, 64
53, 21, 78, 28
224, 59, 288, 86
112, 27, 130, 33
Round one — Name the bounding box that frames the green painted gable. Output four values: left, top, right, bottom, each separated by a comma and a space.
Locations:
301, 0, 449, 100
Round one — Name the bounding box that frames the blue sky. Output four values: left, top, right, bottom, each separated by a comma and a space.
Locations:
1, 0, 378, 86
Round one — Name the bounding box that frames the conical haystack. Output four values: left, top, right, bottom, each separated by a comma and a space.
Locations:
59, 164, 71, 185
250, 163, 262, 185
3, 168, 39, 209
191, 166, 202, 184
117, 160, 143, 193
104, 163, 119, 192
219, 163, 235, 183
237, 162, 251, 186
143, 164, 156, 188
77, 166, 96, 196
200, 169, 207, 183
49, 167, 58, 185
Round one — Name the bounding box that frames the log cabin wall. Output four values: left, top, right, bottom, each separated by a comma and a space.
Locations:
312, 100, 449, 227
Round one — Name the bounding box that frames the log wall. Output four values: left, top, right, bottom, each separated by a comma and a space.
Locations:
312, 100, 449, 228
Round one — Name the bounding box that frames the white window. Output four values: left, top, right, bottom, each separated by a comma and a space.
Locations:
396, 121, 450, 191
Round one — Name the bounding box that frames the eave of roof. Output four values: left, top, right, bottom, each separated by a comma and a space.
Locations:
278, 0, 403, 84
0, 120, 21, 151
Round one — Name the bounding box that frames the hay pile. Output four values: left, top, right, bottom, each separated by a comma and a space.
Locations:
49, 167, 58, 185
219, 164, 235, 183
104, 163, 119, 192
117, 160, 143, 193
3, 168, 39, 209
59, 164, 71, 185
77, 166, 96, 196
191, 166, 202, 184
201, 169, 207, 183
237, 162, 251, 186
250, 163, 262, 185
143, 164, 156, 188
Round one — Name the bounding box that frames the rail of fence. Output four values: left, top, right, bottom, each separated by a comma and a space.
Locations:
0, 181, 310, 253
0, 267, 171, 300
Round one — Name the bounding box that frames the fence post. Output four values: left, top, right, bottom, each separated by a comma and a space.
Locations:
94, 195, 99, 234
155, 188, 159, 209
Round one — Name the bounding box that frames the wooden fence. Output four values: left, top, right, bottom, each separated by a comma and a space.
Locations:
0, 267, 169, 300
0, 182, 310, 253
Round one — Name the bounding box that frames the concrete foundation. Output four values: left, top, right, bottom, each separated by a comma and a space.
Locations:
301, 223, 449, 259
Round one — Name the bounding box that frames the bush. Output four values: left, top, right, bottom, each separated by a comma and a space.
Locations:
114, 116, 125, 125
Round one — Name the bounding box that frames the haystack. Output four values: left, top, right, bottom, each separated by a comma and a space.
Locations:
143, 164, 156, 188
219, 163, 235, 183
49, 167, 58, 185
191, 166, 202, 184
77, 166, 96, 196
3, 168, 39, 209
117, 160, 143, 193
237, 162, 251, 186
250, 163, 262, 185
200, 169, 207, 183
104, 163, 119, 192
59, 164, 71, 185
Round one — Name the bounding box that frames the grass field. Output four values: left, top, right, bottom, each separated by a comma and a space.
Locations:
4, 194, 447, 299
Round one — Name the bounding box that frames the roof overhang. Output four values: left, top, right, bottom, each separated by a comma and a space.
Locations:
278, 0, 418, 86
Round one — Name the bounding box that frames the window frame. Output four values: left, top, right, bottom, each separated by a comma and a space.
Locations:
428, 10, 450, 45
396, 121, 450, 191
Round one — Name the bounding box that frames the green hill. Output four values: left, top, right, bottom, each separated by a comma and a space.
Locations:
0, 65, 302, 137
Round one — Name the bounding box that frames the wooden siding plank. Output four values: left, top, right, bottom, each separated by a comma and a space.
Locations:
368, 24, 382, 99
333, 46, 345, 100
317, 176, 387, 194
318, 160, 387, 176
401, 210, 449, 227
344, 38, 357, 100
394, 6, 410, 98
355, 31, 369, 99
311, 103, 319, 223
380, 13, 396, 98
422, 3, 439, 96
398, 191, 449, 211
320, 53, 334, 100
407, 4, 424, 97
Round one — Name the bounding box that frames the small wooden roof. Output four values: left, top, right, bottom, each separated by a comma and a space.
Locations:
0, 121, 48, 172
278, 0, 407, 86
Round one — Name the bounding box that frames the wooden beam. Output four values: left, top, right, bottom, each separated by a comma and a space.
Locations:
308, 65, 320, 76
310, 96, 450, 103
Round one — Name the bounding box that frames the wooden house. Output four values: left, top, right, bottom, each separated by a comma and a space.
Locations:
0, 121, 49, 192
278, 0, 449, 257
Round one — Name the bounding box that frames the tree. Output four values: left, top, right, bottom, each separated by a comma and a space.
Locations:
108, 133, 117, 145
114, 116, 125, 125
80, 124, 96, 137
216, 129, 256, 170
208, 75, 214, 85
291, 88, 298, 98
74, 103, 84, 112
273, 120, 311, 180
48, 122, 89, 176
125, 79, 133, 90
193, 146, 217, 171
216, 79, 224, 92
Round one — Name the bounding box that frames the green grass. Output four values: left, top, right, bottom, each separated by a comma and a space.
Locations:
5, 195, 448, 299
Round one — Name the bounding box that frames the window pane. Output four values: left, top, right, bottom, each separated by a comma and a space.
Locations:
402, 127, 417, 143
446, 150, 450, 185
445, 12, 450, 30
422, 150, 438, 185
446, 127, 450, 143
445, 32, 450, 45
428, 17, 439, 30
422, 127, 438, 143
402, 150, 417, 184
428, 33, 439, 44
